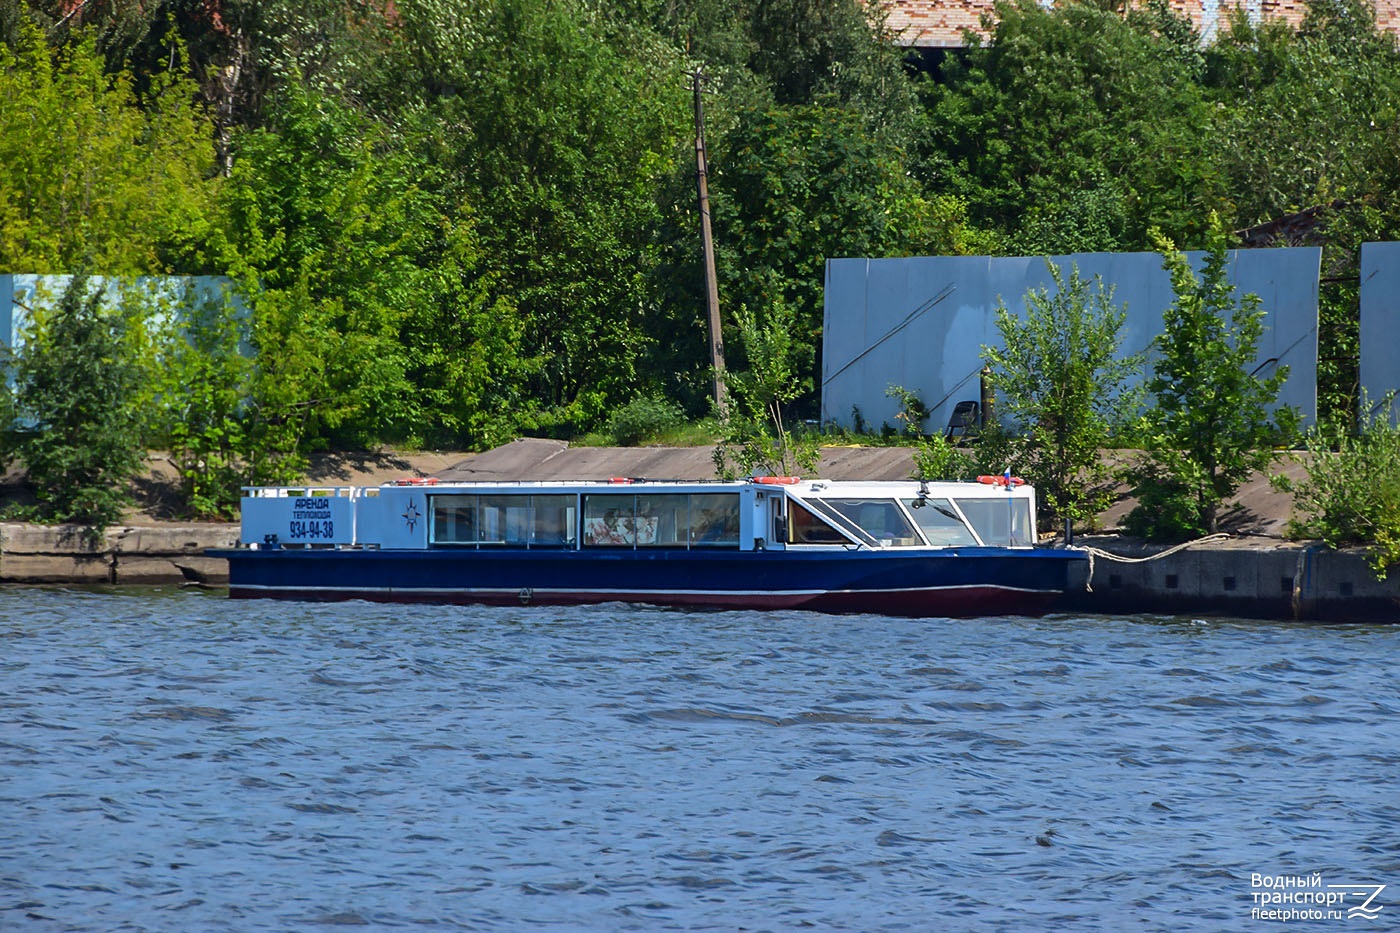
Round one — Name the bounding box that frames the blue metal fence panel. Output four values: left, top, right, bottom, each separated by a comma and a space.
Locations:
1360, 242, 1400, 424
823, 249, 1322, 433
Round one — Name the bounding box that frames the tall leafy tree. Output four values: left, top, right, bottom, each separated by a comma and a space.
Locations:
0, 20, 218, 272
624, 0, 920, 124
219, 79, 542, 450
611, 0, 928, 410
1205, 0, 1400, 429
142, 282, 269, 519
746, 0, 920, 123
1207, 4, 1400, 229
924, 0, 1221, 250
5, 0, 1398, 470
19, 0, 394, 174
620, 0, 759, 84
388, 0, 689, 432
9, 276, 146, 532
398, 211, 540, 450
983, 264, 1142, 532
1126, 215, 1299, 539
708, 103, 921, 404
220, 84, 434, 447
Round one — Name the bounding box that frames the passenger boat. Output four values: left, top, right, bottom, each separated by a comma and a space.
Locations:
209, 475, 1087, 617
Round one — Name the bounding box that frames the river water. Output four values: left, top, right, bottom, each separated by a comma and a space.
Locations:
2, 588, 1396, 931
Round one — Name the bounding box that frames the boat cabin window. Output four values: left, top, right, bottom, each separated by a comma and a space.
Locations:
583, 495, 637, 545
902, 496, 980, 546
819, 498, 920, 546
528, 495, 576, 546
953, 497, 1035, 547
688, 494, 741, 547
787, 501, 852, 545
582, 492, 740, 549
430, 494, 577, 548
634, 494, 687, 546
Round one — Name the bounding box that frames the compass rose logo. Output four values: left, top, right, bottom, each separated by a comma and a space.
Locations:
402, 498, 421, 533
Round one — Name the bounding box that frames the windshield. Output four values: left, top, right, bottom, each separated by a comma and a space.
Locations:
902, 497, 979, 546
816, 498, 920, 547
954, 496, 1035, 547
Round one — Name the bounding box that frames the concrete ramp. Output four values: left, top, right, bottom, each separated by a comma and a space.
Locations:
433, 438, 917, 483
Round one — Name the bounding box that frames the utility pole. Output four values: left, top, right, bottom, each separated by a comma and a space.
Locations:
693, 67, 727, 407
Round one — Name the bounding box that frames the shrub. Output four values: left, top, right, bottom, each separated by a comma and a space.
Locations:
1122, 453, 1210, 541
713, 298, 819, 479
886, 385, 930, 437
1279, 398, 1400, 579
607, 396, 685, 446
912, 433, 977, 482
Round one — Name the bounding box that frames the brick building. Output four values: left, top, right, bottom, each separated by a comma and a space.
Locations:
882, 0, 1400, 47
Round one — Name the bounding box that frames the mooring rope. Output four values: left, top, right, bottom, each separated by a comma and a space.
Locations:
1079, 533, 1232, 592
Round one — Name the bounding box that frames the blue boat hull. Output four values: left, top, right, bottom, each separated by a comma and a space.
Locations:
210, 546, 1086, 617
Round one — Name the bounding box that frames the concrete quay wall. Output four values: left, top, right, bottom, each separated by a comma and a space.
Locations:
0, 522, 237, 586
1064, 539, 1399, 623
0, 519, 1394, 622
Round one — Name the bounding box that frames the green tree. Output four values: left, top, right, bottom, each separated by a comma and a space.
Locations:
1206, 4, 1400, 230
713, 295, 819, 478
1204, 2, 1400, 430
142, 283, 260, 519
746, 0, 921, 123
983, 264, 1142, 531
923, 0, 1221, 250
21, 0, 397, 174
1010, 171, 1130, 256
220, 84, 435, 447
1125, 215, 1299, 539
625, 0, 921, 124
398, 216, 540, 450
388, 0, 689, 432
0, 20, 219, 272
709, 103, 920, 399
9, 276, 146, 532
630, 0, 929, 408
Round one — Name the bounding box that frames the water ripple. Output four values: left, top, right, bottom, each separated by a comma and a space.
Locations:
1, 589, 1397, 930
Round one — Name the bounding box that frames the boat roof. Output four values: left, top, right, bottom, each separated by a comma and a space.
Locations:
372, 476, 1034, 497
241, 476, 1036, 501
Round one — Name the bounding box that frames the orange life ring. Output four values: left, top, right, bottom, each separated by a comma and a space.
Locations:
976, 474, 1025, 487
754, 476, 801, 485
